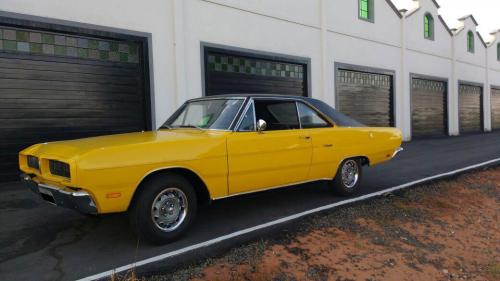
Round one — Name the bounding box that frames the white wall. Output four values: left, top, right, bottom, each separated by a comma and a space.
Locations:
0, 0, 499, 138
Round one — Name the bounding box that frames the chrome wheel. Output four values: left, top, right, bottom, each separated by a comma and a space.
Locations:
341, 160, 359, 189
151, 187, 188, 232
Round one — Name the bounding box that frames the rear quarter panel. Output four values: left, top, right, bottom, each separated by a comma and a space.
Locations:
331, 126, 402, 172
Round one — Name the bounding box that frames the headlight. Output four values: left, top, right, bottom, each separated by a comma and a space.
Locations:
27, 156, 40, 170
49, 160, 71, 178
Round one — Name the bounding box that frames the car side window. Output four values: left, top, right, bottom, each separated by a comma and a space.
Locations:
254, 100, 300, 131
297, 102, 331, 129
238, 102, 256, 132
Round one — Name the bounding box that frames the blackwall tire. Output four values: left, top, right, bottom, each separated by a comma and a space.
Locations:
129, 173, 197, 245
332, 158, 363, 196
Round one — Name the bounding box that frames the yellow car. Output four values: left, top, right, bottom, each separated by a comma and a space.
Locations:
19, 94, 402, 244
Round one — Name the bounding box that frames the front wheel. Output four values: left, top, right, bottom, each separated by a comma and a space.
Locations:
129, 174, 197, 245
331, 158, 362, 196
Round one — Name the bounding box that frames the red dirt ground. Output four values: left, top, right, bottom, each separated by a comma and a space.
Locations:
183, 168, 500, 281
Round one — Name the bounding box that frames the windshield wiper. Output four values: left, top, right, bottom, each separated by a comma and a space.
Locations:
160, 124, 173, 129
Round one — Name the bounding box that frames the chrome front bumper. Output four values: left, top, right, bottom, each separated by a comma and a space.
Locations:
20, 174, 97, 214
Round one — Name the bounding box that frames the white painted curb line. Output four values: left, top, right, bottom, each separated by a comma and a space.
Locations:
78, 157, 500, 281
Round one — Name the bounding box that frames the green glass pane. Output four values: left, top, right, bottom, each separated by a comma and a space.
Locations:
109, 42, 119, 52
0, 40, 3, 50
119, 52, 128, 62
4, 40, 16, 51
78, 48, 88, 58
30, 43, 42, 54
88, 40, 98, 49
99, 50, 109, 60
215, 56, 221, 63
0, 30, 2, 40
89, 49, 99, 59
16, 31, 29, 42
128, 43, 138, 54
54, 45, 66, 56
109, 51, 119, 61
42, 34, 55, 44
66, 37, 77, 47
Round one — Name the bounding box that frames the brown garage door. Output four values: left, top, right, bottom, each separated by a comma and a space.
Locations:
459, 84, 482, 133
336, 69, 393, 127
205, 48, 307, 97
0, 26, 149, 182
411, 78, 447, 137
492, 88, 500, 130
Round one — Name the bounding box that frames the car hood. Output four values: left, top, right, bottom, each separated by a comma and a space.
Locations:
22, 129, 228, 160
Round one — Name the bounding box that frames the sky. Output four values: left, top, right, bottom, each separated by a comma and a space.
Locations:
392, 0, 500, 42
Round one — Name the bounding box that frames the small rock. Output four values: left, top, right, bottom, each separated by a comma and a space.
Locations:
443, 269, 449, 274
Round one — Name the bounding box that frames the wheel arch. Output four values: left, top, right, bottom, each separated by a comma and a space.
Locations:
129, 167, 212, 210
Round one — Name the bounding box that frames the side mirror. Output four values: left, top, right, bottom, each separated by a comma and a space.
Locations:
256, 119, 267, 132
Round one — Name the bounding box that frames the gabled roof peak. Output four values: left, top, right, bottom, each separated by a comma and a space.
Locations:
458, 15, 479, 26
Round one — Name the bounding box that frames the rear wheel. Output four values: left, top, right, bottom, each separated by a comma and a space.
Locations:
129, 173, 197, 245
331, 158, 362, 196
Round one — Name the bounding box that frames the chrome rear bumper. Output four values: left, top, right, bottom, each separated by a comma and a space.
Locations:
20, 173, 97, 214
392, 147, 404, 158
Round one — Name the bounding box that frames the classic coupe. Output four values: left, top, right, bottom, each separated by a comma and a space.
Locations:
19, 94, 402, 244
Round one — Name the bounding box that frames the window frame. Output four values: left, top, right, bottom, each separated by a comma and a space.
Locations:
467, 31, 475, 53
424, 13, 434, 40
296, 101, 333, 129
236, 99, 257, 132
235, 97, 335, 132
497, 43, 500, 61
358, 0, 374, 23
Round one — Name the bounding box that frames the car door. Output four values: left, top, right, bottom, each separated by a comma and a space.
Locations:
296, 101, 342, 180
226, 99, 313, 195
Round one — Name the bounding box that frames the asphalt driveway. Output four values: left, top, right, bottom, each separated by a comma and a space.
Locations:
1, 131, 500, 281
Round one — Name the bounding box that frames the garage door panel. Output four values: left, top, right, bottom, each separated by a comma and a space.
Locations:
206, 50, 307, 97
0, 128, 135, 143
0, 89, 142, 102
0, 26, 148, 183
0, 108, 144, 119
411, 78, 447, 137
0, 51, 139, 74
0, 116, 144, 129
492, 88, 500, 130
0, 78, 138, 94
459, 84, 482, 133
336, 69, 393, 127
0, 68, 139, 86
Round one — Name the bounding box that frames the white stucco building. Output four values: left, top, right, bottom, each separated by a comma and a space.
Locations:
0, 0, 499, 181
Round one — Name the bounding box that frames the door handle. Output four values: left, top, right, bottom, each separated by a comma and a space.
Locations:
323, 144, 333, 148
299, 136, 311, 140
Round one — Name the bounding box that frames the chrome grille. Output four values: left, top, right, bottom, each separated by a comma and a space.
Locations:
27, 156, 39, 170
49, 160, 71, 178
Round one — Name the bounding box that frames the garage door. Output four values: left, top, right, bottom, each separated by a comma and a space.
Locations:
205, 48, 307, 97
492, 88, 500, 130
411, 78, 447, 137
0, 26, 149, 182
336, 69, 393, 127
459, 84, 482, 133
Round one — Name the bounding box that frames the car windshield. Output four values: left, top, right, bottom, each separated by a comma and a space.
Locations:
162, 98, 244, 130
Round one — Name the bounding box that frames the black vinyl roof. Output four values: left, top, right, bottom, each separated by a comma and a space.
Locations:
190, 94, 365, 127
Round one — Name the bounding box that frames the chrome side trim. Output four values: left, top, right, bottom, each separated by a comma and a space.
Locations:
213, 178, 332, 200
